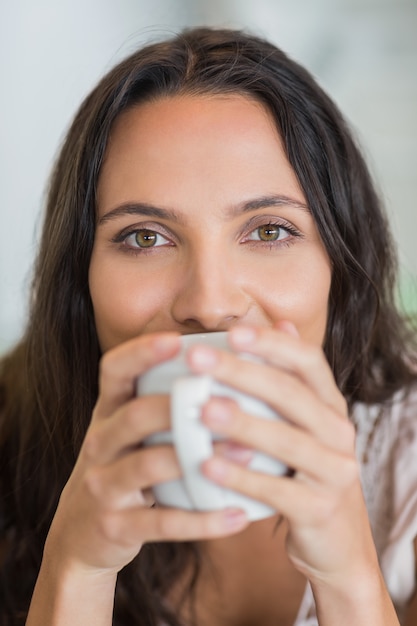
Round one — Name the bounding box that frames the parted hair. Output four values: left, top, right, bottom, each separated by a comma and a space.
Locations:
1, 26, 416, 625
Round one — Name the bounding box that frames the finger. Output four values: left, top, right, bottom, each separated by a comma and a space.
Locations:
95, 332, 180, 419
87, 437, 256, 509
201, 457, 312, 523
142, 488, 156, 507
203, 398, 357, 480
203, 395, 356, 457
201, 456, 357, 524
99, 506, 249, 546
85, 445, 181, 508
188, 346, 348, 447
83, 395, 171, 465
213, 441, 254, 465
228, 325, 347, 416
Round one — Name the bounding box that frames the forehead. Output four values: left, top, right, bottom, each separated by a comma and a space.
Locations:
96, 93, 306, 215
110, 92, 277, 141
103, 93, 280, 165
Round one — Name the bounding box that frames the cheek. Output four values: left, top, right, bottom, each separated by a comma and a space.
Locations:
88, 258, 173, 350
256, 253, 331, 345
286, 281, 330, 344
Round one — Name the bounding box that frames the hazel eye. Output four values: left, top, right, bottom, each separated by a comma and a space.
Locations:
135, 229, 157, 248
248, 224, 288, 242
126, 229, 170, 249
258, 224, 280, 241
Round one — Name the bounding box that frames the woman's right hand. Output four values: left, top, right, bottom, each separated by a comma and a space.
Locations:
43, 332, 249, 576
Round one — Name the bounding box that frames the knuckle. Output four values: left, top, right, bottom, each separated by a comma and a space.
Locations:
338, 395, 349, 417
275, 372, 300, 400
309, 494, 335, 524
277, 427, 301, 461
336, 417, 356, 450
224, 397, 241, 423
84, 466, 104, 500
133, 449, 153, 483
99, 352, 114, 381
200, 512, 222, 537
154, 511, 175, 539
82, 430, 100, 462
302, 344, 323, 370
339, 455, 359, 487
98, 512, 123, 543
122, 400, 141, 432
345, 419, 357, 446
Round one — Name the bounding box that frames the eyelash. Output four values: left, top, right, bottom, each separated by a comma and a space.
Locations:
111, 225, 174, 255
242, 220, 302, 247
111, 219, 303, 256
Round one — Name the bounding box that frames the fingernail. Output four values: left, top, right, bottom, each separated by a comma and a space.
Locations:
223, 443, 254, 464
223, 508, 248, 530
153, 334, 180, 353
230, 326, 257, 347
205, 399, 232, 423
206, 457, 228, 480
276, 320, 299, 337
188, 346, 218, 370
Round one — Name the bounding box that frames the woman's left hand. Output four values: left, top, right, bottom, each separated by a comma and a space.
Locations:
187, 322, 378, 588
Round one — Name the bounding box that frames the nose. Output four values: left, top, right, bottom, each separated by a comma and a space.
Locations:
170, 251, 252, 332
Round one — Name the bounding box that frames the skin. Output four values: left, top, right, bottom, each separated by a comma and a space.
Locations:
27, 94, 403, 625
90, 95, 331, 347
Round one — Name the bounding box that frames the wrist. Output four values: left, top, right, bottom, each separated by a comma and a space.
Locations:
311, 566, 399, 626
27, 548, 117, 626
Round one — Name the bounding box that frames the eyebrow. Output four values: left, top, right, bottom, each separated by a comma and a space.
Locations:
231, 195, 309, 216
98, 203, 185, 225
97, 194, 309, 225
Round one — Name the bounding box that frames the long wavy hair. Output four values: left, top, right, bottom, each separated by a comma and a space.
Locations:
1, 26, 416, 625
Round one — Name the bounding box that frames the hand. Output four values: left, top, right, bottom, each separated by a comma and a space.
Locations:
44, 332, 249, 577
188, 323, 379, 587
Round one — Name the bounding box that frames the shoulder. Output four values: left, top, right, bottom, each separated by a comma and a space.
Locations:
352, 384, 417, 504
353, 385, 417, 615
353, 385, 417, 462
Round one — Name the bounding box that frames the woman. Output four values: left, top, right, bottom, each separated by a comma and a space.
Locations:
1, 27, 417, 625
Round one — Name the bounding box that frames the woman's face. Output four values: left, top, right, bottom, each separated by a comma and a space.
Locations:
90, 94, 331, 351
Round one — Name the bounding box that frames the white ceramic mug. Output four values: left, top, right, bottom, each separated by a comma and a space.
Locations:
137, 332, 286, 521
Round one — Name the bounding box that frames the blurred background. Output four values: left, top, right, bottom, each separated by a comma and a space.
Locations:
1, 0, 416, 353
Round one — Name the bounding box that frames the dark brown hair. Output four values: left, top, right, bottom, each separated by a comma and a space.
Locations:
1, 26, 416, 625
